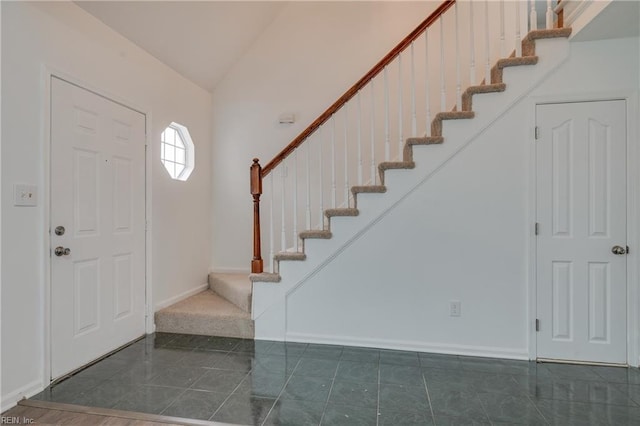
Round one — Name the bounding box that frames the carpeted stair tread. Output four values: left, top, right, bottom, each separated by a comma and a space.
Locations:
249, 272, 281, 283
431, 111, 475, 136
351, 185, 387, 194
378, 161, 415, 171
522, 28, 572, 56
461, 83, 507, 111
154, 290, 253, 338
325, 208, 359, 218
406, 136, 444, 145
300, 230, 332, 239
404, 137, 444, 161
208, 272, 252, 313
274, 252, 307, 261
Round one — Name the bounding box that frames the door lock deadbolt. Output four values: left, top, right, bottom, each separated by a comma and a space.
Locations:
54, 246, 71, 257
54, 226, 65, 236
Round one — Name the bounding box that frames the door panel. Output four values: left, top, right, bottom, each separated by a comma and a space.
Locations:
536, 100, 626, 364
51, 77, 146, 379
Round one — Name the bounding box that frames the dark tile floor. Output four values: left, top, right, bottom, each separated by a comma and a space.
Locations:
32, 333, 640, 425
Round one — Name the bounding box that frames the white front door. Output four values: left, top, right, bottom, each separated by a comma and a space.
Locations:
536, 100, 627, 364
50, 77, 146, 379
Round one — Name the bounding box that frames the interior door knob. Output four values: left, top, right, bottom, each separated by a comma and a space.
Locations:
611, 245, 627, 255
54, 246, 71, 257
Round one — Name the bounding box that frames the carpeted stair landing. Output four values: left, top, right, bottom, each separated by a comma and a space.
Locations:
154, 273, 254, 339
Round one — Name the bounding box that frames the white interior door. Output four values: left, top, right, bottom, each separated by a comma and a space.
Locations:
536, 100, 627, 364
50, 77, 146, 379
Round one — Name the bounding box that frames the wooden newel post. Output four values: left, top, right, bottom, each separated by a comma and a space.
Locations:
250, 158, 264, 273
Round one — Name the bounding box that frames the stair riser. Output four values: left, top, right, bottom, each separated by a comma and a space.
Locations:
299, 238, 336, 264
410, 144, 444, 165
497, 64, 538, 93
380, 167, 420, 195
155, 315, 254, 339
208, 275, 252, 312
465, 91, 506, 119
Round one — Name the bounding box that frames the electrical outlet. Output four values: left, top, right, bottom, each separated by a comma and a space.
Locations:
450, 300, 461, 317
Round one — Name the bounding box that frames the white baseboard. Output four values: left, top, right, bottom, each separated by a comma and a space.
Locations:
1, 380, 44, 412
209, 267, 250, 274
286, 332, 529, 360
154, 282, 208, 311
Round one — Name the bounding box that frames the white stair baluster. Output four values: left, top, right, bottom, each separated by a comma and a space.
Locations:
440, 15, 446, 111
425, 29, 431, 135
500, 0, 506, 58
515, 0, 522, 57
384, 66, 390, 161
469, 0, 476, 86
305, 140, 311, 230
455, 1, 462, 109
280, 163, 286, 253
331, 116, 337, 208
269, 173, 274, 272
546, 0, 554, 29
398, 53, 404, 158
370, 82, 376, 184
530, 0, 538, 31
292, 149, 298, 251
410, 42, 417, 136
344, 105, 349, 206
485, 0, 491, 83
357, 91, 363, 185
318, 128, 324, 228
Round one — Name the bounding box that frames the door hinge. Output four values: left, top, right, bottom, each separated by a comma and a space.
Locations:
535, 126, 540, 140
535, 223, 539, 235
536, 319, 540, 332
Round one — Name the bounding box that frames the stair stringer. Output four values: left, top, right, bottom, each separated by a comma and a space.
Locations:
253, 38, 571, 341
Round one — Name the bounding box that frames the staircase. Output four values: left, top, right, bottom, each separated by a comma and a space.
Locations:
252, 27, 573, 288
158, 0, 576, 341
154, 273, 254, 338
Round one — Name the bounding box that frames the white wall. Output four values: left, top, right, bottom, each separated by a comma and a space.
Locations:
211, 1, 445, 272
1, 1, 212, 409
282, 37, 639, 357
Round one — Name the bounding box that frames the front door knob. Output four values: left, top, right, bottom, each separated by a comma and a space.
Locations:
611, 245, 627, 255
54, 246, 71, 257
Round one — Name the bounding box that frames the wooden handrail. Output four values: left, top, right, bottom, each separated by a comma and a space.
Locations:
261, 0, 456, 178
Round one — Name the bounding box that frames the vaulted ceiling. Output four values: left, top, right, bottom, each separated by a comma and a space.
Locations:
75, 1, 287, 92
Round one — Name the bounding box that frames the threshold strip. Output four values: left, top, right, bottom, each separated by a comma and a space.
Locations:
18, 399, 234, 426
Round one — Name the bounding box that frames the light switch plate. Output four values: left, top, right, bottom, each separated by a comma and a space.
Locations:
14, 184, 37, 206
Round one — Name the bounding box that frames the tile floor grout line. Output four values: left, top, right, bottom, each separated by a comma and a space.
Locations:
157, 386, 190, 418
258, 352, 307, 426
317, 349, 345, 426
525, 393, 552, 426
419, 355, 437, 426
375, 356, 381, 426
473, 382, 496, 425
207, 368, 253, 422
